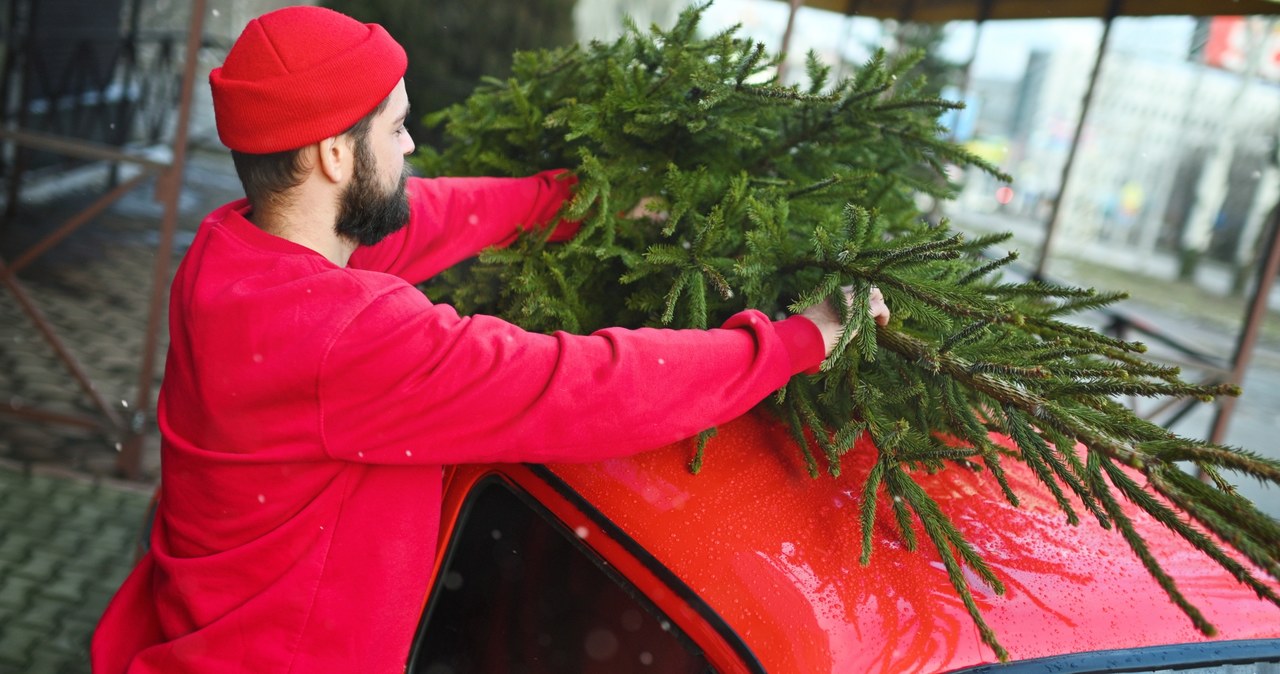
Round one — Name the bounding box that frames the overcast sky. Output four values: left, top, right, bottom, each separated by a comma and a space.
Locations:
700, 0, 1200, 81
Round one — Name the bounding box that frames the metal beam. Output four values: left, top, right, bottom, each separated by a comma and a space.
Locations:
0, 256, 125, 430
6, 173, 149, 275
0, 127, 171, 173
779, 0, 807, 81
802, 0, 1280, 20
1033, 0, 1121, 278
118, 0, 207, 478
1210, 201, 1280, 444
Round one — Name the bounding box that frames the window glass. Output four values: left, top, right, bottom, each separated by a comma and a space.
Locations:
410, 479, 713, 674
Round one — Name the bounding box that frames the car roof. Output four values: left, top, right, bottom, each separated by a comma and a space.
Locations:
546, 411, 1280, 673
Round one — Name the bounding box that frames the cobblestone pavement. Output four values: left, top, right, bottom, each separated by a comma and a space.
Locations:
0, 466, 151, 673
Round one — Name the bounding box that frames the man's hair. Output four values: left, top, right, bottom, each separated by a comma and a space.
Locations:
230, 94, 392, 210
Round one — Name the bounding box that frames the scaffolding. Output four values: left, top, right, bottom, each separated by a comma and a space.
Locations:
0, 0, 206, 478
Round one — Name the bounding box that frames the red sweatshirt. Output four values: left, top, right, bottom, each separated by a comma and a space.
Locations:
91, 170, 824, 673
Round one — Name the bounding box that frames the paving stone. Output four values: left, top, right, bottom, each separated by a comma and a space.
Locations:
39, 491, 85, 518
81, 585, 120, 615
49, 617, 94, 656
0, 652, 28, 672
11, 551, 62, 583
16, 474, 59, 497
58, 505, 109, 533
39, 532, 83, 560
0, 492, 33, 520
0, 531, 36, 562
0, 576, 39, 610
20, 651, 80, 674
0, 624, 44, 663
93, 548, 144, 576
19, 510, 62, 537
39, 570, 90, 603
14, 599, 65, 633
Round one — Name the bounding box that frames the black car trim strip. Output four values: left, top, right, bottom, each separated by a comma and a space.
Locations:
530, 464, 768, 674
951, 639, 1280, 673
406, 471, 752, 673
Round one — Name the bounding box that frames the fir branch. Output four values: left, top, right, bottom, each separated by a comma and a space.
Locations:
783, 382, 820, 478
689, 427, 717, 474
860, 458, 887, 564
1138, 441, 1280, 485
1089, 454, 1218, 636
1044, 379, 1235, 400
1024, 317, 1148, 354
1099, 458, 1280, 612
787, 175, 842, 200
1149, 467, 1280, 571
939, 320, 991, 355
884, 464, 1009, 661
874, 97, 965, 114
957, 252, 1018, 286
1004, 407, 1080, 525
733, 42, 767, 89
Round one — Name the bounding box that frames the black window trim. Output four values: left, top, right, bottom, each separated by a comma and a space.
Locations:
406, 468, 763, 673
951, 639, 1280, 673
529, 464, 767, 674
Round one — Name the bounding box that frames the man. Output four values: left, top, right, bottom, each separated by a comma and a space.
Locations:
92, 6, 888, 673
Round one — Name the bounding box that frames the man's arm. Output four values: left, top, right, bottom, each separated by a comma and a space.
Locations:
317, 287, 824, 466
348, 169, 577, 284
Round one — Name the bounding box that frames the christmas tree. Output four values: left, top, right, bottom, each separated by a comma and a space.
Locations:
416, 4, 1280, 659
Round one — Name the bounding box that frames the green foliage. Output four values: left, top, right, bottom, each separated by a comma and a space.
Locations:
416, 5, 1280, 660
892, 22, 964, 98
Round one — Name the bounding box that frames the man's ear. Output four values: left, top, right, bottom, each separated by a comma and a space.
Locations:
316, 135, 353, 184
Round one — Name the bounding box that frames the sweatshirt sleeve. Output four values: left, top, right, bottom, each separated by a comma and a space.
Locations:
347, 170, 578, 284
317, 287, 824, 466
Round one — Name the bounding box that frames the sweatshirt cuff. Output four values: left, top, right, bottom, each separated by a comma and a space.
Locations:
774, 315, 826, 376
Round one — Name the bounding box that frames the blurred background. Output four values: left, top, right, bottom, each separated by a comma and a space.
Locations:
0, 0, 1276, 670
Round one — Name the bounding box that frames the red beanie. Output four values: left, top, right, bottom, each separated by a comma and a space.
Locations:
209, 5, 407, 154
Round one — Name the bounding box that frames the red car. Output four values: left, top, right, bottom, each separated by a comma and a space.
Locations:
407, 412, 1280, 673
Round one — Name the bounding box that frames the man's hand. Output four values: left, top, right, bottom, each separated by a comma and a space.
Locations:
801, 286, 890, 358
625, 196, 668, 222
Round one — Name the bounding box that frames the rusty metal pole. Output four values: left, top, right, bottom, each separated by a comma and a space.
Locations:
951, 0, 994, 142
118, 0, 206, 478
0, 256, 125, 430
777, 0, 805, 82
1210, 201, 1280, 445
8, 173, 150, 274
1033, 0, 1121, 279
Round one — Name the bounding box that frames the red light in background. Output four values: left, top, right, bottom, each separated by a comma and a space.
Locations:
995, 186, 1014, 205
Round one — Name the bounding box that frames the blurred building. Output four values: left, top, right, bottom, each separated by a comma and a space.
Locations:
574, 0, 686, 43
960, 24, 1280, 265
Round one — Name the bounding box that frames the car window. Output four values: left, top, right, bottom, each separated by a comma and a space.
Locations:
409, 478, 714, 674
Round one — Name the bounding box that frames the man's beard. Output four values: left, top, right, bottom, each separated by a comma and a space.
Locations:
334, 142, 412, 247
